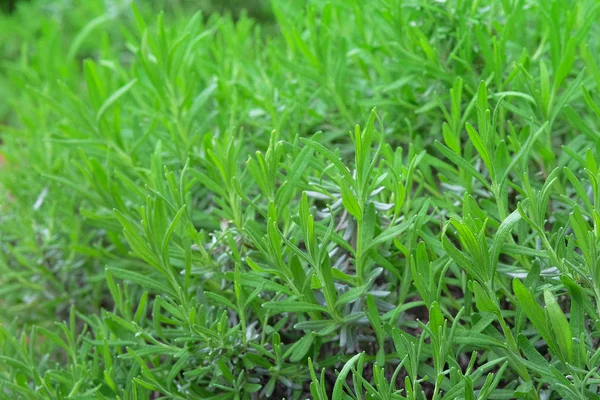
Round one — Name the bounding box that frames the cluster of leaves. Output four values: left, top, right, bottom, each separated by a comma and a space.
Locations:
1, 0, 600, 398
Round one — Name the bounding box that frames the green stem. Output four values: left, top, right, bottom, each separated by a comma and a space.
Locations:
355, 216, 365, 285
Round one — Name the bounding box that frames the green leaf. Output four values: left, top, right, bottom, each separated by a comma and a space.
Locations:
67, 14, 111, 61
366, 295, 383, 341
205, 292, 237, 311
289, 333, 315, 362
335, 284, 368, 308
339, 178, 362, 220
96, 79, 138, 122
564, 167, 593, 212
429, 301, 444, 337
434, 141, 490, 189
167, 351, 190, 387
113, 209, 161, 269
365, 217, 414, 252
498, 122, 548, 190
106, 267, 176, 297
217, 359, 235, 383
544, 289, 573, 363
513, 279, 558, 357
262, 300, 328, 314
472, 281, 498, 314
442, 122, 461, 154
517, 334, 552, 376
333, 353, 364, 400
465, 123, 493, 178
489, 209, 521, 280
561, 275, 584, 341
301, 137, 354, 185
277, 137, 315, 205
161, 204, 187, 264
453, 328, 505, 348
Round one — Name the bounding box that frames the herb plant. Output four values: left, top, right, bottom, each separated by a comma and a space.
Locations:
1, 0, 600, 399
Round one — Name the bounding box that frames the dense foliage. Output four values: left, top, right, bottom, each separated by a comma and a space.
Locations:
1, 0, 600, 398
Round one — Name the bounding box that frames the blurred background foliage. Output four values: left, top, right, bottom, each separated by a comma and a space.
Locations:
0, 0, 272, 123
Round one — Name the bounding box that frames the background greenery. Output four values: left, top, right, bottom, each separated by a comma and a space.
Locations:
1, 0, 600, 399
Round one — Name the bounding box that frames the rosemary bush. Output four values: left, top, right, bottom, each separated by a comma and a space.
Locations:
1, 0, 600, 398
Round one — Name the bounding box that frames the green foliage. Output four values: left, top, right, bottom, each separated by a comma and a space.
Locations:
1, 0, 600, 398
